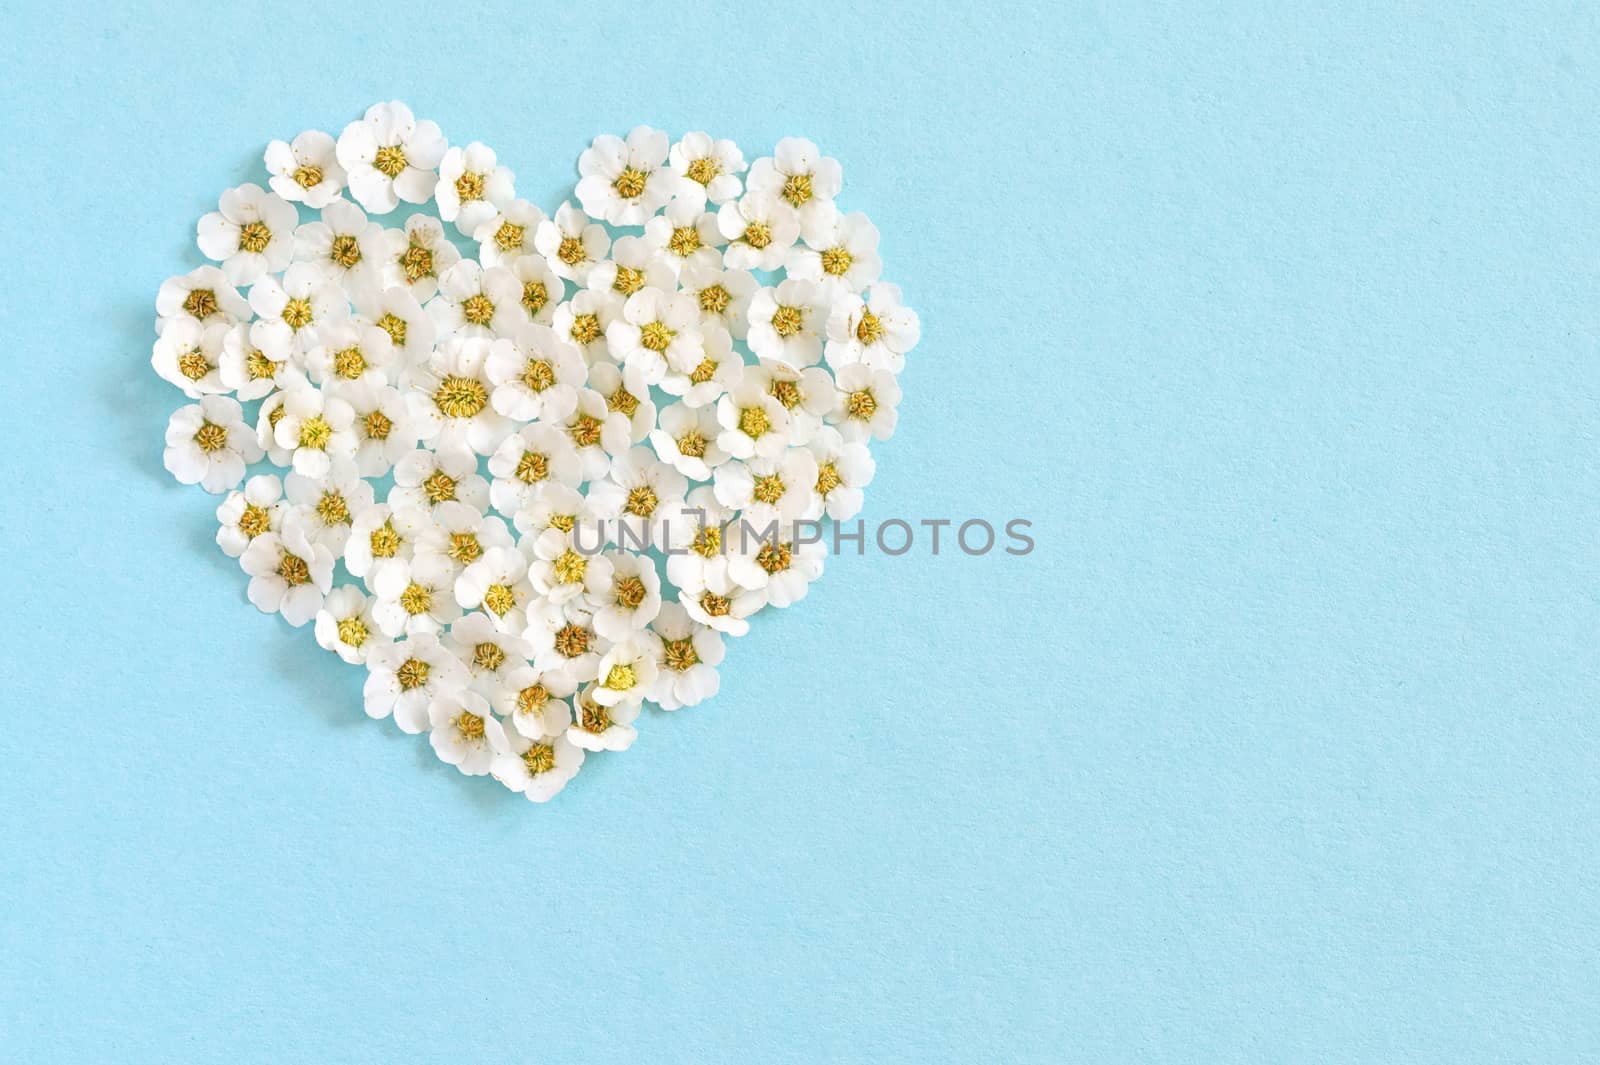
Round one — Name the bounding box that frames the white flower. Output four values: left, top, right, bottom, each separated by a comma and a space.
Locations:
642, 198, 722, 274
715, 378, 792, 461
805, 425, 875, 521
443, 610, 532, 686
415, 501, 515, 580
668, 131, 746, 207
409, 338, 513, 457
507, 255, 563, 325
746, 137, 842, 231
196, 183, 297, 285
787, 208, 882, 294
744, 359, 836, 446
381, 214, 461, 301
485, 325, 584, 425
454, 544, 535, 634
426, 690, 509, 776
390, 446, 490, 515
591, 551, 662, 642
264, 129, 347, 209
605, 287, 701, 386
344, 501, 428, 580
713, 447, 820, 525
216, 474, 286, 558
568, 683, 640, 752
248, 262, 350, 354
528, 527, 613, 606
435, 141, 515, 235
284, 457, 373, 555
662, 487, 738, 591
218, 319, 294, 400
560, 388, 632, 482
534, 201, 610, 285
293, 199, 386, 291
164, 395, 261, 493
303, 320, 396, 389
659, 320, 741, 408
575, 126, 675, 226
675, 561, 757, 638
587, 447, 687, 549
717, 192, 799, 272
271, 382, 358, 477
647, 602, 725, 710
314, 585, 385, 665
336, 100, 447, 214
370, 552, 463, 636
593, 634, 659, 709
678, 261, 758, 339
726, 522, 826, 609
828, 364, 900, 442
486, 423, 583, 516
428, 260, 527, 341
156, 266, 249, 335
492, 728, 584, 802
240, 522, 336, 627
550, 288, 621, 360
351, 282, 436, 373
824, 283, 920, 374
586, 360, 657, 445
334, 378, 423, 477
363, 632, 469, 732
474, 198, 546, 269
747, 279, 828, 368
648, 401, 727, 481
586, 234, 674, 300
524, 598, 605, 686
152, 318, 229, 398
510, 483, 595, 543
488, 665, 576, 740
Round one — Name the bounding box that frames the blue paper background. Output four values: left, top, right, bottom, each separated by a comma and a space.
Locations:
3, 2, 1598, 1062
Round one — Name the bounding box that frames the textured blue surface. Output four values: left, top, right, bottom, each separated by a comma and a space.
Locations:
3, 3, 1599, 1062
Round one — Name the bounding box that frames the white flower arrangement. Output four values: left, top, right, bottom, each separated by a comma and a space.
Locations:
153, 102, 919, 803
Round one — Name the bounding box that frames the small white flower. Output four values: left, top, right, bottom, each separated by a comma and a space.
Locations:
713, 447, 820, 524
390, 446, 490, 515
363, 632, 469, 732
350, 282, 436, 373
534, 201, 610, 285
473, 197, 546, 268
662, 487, 738, 591
485, 325, 584, 425
336, 100, 448, 214
675, 561, 757, 638
587, 447, 687, 549
568, 683, 640, 752
717, 192, 800, 272
575, 126, 675, 226
443, 610, 532, 686
454, 544, 536, 634
152, 318, 231, 398
528, 527, 613, 606
426, 689, 509, 776
216, 474, 286, 558
272, 382, 358, 478
333, 378, 424, 477
668, 131, 746, 207
649, 401, 727, 481
642, 198, 723, 275
744, 359, 836, 446
824, 283, 920, 374
409, 338, 513, 457
264, 129, 347, 208
593, 634, 659, 709
164, 395, 262, 493
314, 585, 385, 665
344, 501, 428, 581
647, 602, 725, 711
381, 214, 462, 301
587, 234, 674, 301
560, 388, 632, 482
659, 320, 741, 408
746, 137, 843, 232
435, 141, 515, 235
787, 208, 882, 294
248, 262, 350, 354
196, 183, 297, 286
303, 320, 396, 389
293, 199, 386, 291
156, 266, 249, 336
805, 425, 875, 521
586, 360, 657, 445
488, 664, 576, 740
507, 255, 564, 325
591, 551, 662, 642
550, 288, 621, 361
218, 319, 294, 401
678, 261, 758, 339
726, 522, 826, 610
715, 378, 792, 461
370, 552, 463, 636
606, 287, 701, 386
240, 522, 336, 627
828, 363, 900, 442
428, 260, 527, 341
492, 728, 584, 803
415, 501, 515, 580
524, 598, 605, 686
747, 279, 828, 368
284, 457, 373, 555
511, 483, 595, 543
486, 423, 583, 516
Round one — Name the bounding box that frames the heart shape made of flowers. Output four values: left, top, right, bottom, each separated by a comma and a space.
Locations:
153, 101, 920, 803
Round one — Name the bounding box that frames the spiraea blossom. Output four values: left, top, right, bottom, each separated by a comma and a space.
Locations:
153, 103, 917, 804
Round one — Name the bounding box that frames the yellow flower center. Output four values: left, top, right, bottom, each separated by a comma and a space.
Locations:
554, 623, 590, 658
337, 616, 368, 648
363, 409, 393, 440
434, 375, 488, 418
668, 226, 701, 257
522, 743, 556, 775
369, 521, 401, 558
816, 461, 841, 495
603, 663, 637, 691
461, 294, 495, 326
581, 700, 612, 732
399, 582, 432, 616
515, 450, 549, 484
455, 171, 484, 202
698, 284, 731, 314
494, 220, 524, 251
282, 297, 314, 330
821, 246, 853, 275
663, 637, 700, 672
612, 167, 647, 199
237, 221, 272, 254
699, 591, 731, 617
686, 157, 719, 185
399, 243, 433, 284
752, 474, 786, 505
742, 222, 772, 249
278, 553, 310, 586
316, 490, 350, 527
238, 504, 272, 539
569, 313, 601, 345
782, 172, 813, 207
676, 429, 707, 458
473, 641, 506, 672
522, 281, 549, 317
691, 524, 722, 559
376, 313, 408, 347
549, 514, 576, 533
847, 389, 878, 420
613, 265, 645, 295
640, 321, 675, 352
615, 576, 647, 609
738, 406, 771, 438
292, 164, 323, 189
769, 379, 801, 409
557, 236, 586, 266
569, 414, 603, 448
484, 583, 517, 616
455, 710, 486, 741
771, 305, 803, 338
688, 357, 717, 385
298, 415, 333, 450
856, 310, 884, 345
553, 550, 587, 584
447, 532, 482, 565
183, 288, 219, 319
330, 234, 362, 268
333, 347, 367, 379
757, 541, 793, 574
373, 145, 407, 178
192, 421, 229, 453
396, 657, 430, 690
246, 349, 277, 380
422, 470, 457, 503
517, 684, 550, 714
178, 350, 211, 381
625, 486, 658, 517
607, 386, 639, 417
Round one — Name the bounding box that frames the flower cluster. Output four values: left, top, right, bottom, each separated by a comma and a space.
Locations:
154, 102, 919, 802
